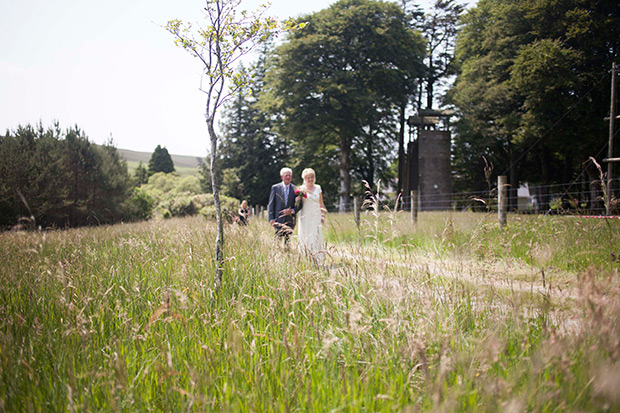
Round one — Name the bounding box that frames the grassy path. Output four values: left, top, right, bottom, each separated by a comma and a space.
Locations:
331, 246, 580, 300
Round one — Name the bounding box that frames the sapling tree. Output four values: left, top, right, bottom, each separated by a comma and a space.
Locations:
166, 0, 303, 290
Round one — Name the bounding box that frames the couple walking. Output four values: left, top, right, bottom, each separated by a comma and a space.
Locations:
268, 167, 326, 261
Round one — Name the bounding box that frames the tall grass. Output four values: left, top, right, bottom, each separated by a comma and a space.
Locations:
1, 213, 619, 411
326, 211, 620, 272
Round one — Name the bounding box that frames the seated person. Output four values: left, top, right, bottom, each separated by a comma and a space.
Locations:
238, 200, 250, 225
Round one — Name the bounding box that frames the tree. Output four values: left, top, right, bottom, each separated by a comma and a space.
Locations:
0, 122, 68, 228
134, 161, 149, 186
217, 53, 286, 206
0, 123, 133, 228
148, 145, 175, 175
166, 0, 303, 290
448, 0, 620, 205
266, 0, 425, 210
415, 0, 464, 110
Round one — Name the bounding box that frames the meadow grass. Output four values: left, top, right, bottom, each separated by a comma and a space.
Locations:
1, 212, 619, 411
326, 211, 620, 272
125, 160, 199, 177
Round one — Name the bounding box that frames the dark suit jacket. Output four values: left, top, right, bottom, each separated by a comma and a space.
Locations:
268, 182, 297, 228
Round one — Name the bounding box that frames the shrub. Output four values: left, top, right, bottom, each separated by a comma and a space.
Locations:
139, 173, 239, 220
144, 172, 178, 193
198, 194, 239, 222
125, 188, 155, 221
169, 194, 197, 217
174, 175, 201, 194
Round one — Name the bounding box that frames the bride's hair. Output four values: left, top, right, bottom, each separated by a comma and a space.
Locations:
301, 168, 315, 179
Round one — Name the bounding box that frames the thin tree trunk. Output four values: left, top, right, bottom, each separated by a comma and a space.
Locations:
339, 139, 351, 212
426, 57, 435, 109
208, 118, 224, 292
366, 131, 374, 186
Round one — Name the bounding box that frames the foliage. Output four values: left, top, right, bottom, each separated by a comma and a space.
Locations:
196, 193, 241, 222
412, 0, 465, 109
217, 58, 286, 206
144, 171, 186, 195
198, 155, 221, 194
148, 145, 175, 175
0, 122, 134, 228
448, 0, 620, 199
139, 172, 239, 221
133, 161, 149, 186
1, 214, 620, 410
124, 187, 155, 221
163, 194, 197, 218
265, 0, 426, 210
174, 175, 202, 194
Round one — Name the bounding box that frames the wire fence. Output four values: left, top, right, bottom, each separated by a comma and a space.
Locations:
251, 179, 619, 218
318, 178, 620, 216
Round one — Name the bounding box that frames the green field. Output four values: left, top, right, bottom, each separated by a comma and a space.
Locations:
125, 160, 199, 177
119, 148, 203, 177
1, 212, 619, 411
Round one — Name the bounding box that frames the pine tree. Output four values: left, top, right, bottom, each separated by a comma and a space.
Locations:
134, 161, 149, 186
148, 145, 175, 175
0, 123, 132, 228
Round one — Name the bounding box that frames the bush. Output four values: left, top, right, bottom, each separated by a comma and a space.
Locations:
174, 176, 201, 194
198, 194, 239, 222
144, 172, 178, 193
191, 194, 212, 211
169, 194, 197, 217
125, 188, 155, 221
139, 173, 239, 220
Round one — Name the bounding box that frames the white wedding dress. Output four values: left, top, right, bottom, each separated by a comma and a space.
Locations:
297, 185, 324, 261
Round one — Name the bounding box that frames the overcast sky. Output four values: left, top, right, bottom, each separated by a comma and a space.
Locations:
1, 0, 468, 157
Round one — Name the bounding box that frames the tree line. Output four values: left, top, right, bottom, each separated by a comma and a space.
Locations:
0, 124, 185, 229
2, 0, 618, 229
0, 123, 134, 229
449, 0, 620, 208
0, 120, 244, 229
212, 0, 619, 210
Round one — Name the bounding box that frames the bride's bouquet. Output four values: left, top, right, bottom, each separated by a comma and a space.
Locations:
294, 186, 307, 210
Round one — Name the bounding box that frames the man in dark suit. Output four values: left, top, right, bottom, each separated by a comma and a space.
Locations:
268, 167, 298, 244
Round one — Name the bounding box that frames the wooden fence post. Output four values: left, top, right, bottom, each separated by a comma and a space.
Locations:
353, 197, 360, 228
410, 190, 418, 224
498, 175, 507, 227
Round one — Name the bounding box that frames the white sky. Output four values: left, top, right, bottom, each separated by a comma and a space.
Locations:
0, 0, 464, 157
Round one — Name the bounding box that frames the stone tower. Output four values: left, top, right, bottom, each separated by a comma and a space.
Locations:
406, 109, 453, 210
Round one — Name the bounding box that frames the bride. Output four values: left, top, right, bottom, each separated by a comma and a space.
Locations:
296, 168, 326, 262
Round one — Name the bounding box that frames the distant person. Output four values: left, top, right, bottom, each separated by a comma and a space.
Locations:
237, 200, 250, 225
268, 167, 298, 244
296, 168, 326, 263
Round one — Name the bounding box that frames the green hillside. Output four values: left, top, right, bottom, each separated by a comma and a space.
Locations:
118, 148, 205, 176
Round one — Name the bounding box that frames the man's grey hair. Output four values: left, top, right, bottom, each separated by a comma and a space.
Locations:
280, 167, 292, 176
